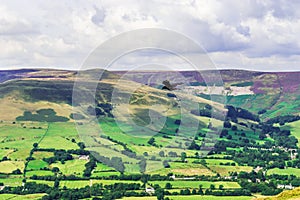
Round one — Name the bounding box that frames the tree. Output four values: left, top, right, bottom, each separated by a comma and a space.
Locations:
52, 167, 59, 173
223, 121, 232, 128
148, 137, 155, 146
210, 184, 215, 190
54, 179, 59, 188
163, 160, 170, 168
165, 182, 172, 189
181, 152, 187, 162
188, 140, 200, 150
198, 184, 204, 195
33, 143, 38, 148
155, 188, 164, 200
141, 174, 150, 186
77, 142, 86, 150
143, 152, 149, 156
219, 184, 224, 190
12, 168, 22, 175
226, 134, 232, 140
232, 125, 237, 131
159, 151, 165, 157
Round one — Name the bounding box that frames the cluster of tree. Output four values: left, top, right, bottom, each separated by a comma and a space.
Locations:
266, 115, 300, 125
43, 150, 73, 164
83, 156, 97, 177
147, 137, 157, 147
0, 182, 51, 195
240, 180, 282, 196
188, 140, 200, 150
37, 147, 90, 156
29, 173, 172, 182
226, 105, 260, 122
287, 159, 300, 168
204, 188, 251, 196
16, 109, 69, 122
231, 148, 290, 168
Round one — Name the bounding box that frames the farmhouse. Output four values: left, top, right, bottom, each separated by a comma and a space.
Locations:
78, 155, 89, 160
145, 187, 155, 194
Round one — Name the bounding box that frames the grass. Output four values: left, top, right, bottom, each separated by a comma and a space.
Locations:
0, 161, 24, 174
27, 160, 49, 170
26, 170, 54, 177
146, 160, 164, 173
203, 159, 237, 165
32, 151, 53, 159
267, 168, 300, 177
50, 159, 87, 176
0, 177, 23, 186
149, 162, 215, 176
38, 123, 79, 150
99, 119, 149, 145
88, 146, 138, 163
149, 180, 241, 189
209, 165, 252, 176
0, 193, 46, 200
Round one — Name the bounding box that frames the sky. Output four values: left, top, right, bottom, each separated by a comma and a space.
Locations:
1, 0, 300, 71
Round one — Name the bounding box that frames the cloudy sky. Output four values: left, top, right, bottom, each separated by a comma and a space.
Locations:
1, 0, 300, 71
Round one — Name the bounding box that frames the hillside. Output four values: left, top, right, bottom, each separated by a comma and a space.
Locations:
114, 70, 300, 120
1, 69, 300, 199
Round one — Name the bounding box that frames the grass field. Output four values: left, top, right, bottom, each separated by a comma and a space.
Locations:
209, 165, 252, 176
50, 159, 87, 176
38, 123, 79, 150
26, 170, 54, 177
0, 160, 24, 173
267, 167, 300, 177
32, 151, 53, 159
0, 193, 46, 200
0, 122, 46, 160
99, 119, 149, 145
0, 177, 23, 187
204, 159, 237, 165
149, 162, 215, 176
149, 180, 241, 189
27, 160, 49, 170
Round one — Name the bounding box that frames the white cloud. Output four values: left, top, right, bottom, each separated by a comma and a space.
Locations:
0, 0, 300, 71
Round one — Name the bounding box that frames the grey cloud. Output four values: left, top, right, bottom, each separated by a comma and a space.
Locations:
91, 5, 106, 26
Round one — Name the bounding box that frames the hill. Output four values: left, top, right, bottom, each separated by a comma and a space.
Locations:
1, 68, 300, 199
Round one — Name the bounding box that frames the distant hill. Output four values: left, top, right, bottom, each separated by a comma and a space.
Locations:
114, 70, 300, 120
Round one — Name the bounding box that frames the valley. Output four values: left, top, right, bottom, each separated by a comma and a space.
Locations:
0, 69, 300, 199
